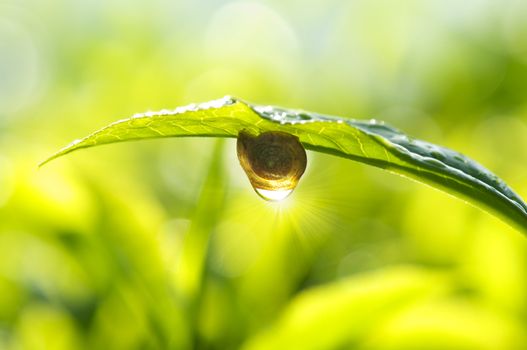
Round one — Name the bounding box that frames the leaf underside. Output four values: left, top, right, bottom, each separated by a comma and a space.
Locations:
40, 96, 527, 234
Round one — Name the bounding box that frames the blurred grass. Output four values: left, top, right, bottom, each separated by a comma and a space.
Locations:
1, 0, 527, 349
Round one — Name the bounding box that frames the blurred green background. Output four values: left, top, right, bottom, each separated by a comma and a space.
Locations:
1, 0, 527, 349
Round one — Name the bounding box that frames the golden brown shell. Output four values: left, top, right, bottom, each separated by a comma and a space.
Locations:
237, 130, 307, 199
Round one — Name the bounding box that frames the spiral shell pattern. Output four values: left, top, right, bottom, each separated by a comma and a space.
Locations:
237, 130, 307, 199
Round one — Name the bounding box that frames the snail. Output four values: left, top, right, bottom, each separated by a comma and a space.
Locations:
237, 130, 307, 201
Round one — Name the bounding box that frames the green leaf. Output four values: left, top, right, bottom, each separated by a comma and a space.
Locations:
40, 96, 527, 233
242, 266, 446, 350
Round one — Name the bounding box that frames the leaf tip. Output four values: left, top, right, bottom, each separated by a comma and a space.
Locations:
38, 138, 83, 168
38, 154, 58, 168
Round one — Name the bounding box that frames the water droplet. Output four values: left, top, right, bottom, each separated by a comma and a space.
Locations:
254, 188, 293, 201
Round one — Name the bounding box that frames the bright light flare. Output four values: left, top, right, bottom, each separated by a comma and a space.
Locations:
255, 188, 293, 202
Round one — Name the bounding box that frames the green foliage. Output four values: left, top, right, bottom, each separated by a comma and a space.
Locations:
3, 0, 527, 349
41, 97, 527, 233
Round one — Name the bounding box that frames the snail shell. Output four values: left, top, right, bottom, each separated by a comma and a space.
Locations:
237, 130, 307, 200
